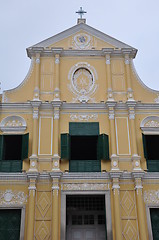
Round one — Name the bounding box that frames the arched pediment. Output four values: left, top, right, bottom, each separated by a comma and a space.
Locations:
0, 115, 27, 133
140, 116, 159, 133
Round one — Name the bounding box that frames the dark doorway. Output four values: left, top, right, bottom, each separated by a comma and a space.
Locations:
71, 136, 98, 160
66, 195, 107, 240
0, 209, 21, 240
4, 135, 22, 160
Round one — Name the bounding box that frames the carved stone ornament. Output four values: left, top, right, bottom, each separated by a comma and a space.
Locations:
0, 190, 27, 205
61, 183, 109, 191
154, 95, 159, 103
145, 121, 159, 128
71, 33, 94, 50
0, 115, 27, 132
68, 62, 98, 103
144, 190, 159, 204
70, 113, 98, 121
140, 116, 159, 132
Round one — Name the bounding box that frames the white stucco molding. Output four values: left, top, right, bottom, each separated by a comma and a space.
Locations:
2, 58, 35, 101
0, 115, 27, 133
140, 116, 159, 134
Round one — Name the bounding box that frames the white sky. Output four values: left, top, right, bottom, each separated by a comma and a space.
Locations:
1, 0, 159, 92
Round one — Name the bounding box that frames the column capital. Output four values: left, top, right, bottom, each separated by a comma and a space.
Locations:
106, 101, 117, 109
132, 171, 145, 180
30, 100, 42, 108
50, 172, 62, 180
52, 48, 63, 55
27, 172, 39, 180
110, 171, 123, 179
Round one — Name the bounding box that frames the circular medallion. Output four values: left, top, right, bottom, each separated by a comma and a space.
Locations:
73, 68, 93, 94
113, 161, 117, 167
135, 161, 139, 167
4, 191, 13, 202
73, 33, 91, 49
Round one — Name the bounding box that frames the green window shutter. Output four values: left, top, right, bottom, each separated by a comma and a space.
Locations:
0, 161, 11, 172
61, 134, 70, 160
142, 133, 148, 159
97, 134, 109, 160
21, 133, 29, 160
150, 208, 159, 240
0, 209, 21, 240
69, 122, 99, 136
0, 135, 4, 160
69, 160, 100, 172
11, 160, 22, 172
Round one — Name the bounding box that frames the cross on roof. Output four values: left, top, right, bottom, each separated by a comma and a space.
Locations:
76, 7, 87, 19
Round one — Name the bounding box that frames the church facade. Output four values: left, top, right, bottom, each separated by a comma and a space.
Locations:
0, 17, 159, 240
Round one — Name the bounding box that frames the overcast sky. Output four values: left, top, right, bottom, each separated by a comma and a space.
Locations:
1, 0, 159, 93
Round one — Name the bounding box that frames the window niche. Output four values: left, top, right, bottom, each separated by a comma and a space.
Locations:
0, 116, 29, 172
141, 116, 159, 172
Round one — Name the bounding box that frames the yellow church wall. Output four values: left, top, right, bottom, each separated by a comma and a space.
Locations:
130, 61, 158, 103
1, 21, 159, 240
60, 56, 107, 103
3, 59, 36, 103
49, 31, 115, 50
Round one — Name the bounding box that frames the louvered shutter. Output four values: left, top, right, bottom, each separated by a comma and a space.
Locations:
0, 135, 4, 160
97, 134, 109, 160
61, 134, 70, 160
142, 133, 148, 159
21, 133, 29, 160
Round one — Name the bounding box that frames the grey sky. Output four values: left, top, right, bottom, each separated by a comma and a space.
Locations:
1, 0, 159, 92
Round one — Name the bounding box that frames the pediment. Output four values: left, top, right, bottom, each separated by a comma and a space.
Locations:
29, 23, 135, 51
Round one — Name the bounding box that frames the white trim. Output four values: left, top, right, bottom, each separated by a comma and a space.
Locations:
140, 116, 159, 133
131, 60, 159, 94
29, 23, 134, 49
0, 115, 27, 133
145, 204, 159, 240
2, 58, 35, 97
38, 116, 53, 156
115, 117, 131, 156
61, 191, 112, 240
0, 205, 26, 240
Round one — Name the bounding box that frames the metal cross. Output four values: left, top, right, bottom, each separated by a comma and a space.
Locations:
76, 7, 87, 19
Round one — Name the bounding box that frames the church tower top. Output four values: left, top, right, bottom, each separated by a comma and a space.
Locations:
76, 7, 87, 24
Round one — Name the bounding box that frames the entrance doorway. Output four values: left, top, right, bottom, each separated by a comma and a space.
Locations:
66, 195, 106, 240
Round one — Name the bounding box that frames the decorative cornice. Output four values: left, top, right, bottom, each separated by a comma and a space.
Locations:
0, 190, 27, 205
0, 102, 159, 111
144, 190, 159, 204
27, 48, 137, 59
61, 183, 109, 191
0, 173, 27, 180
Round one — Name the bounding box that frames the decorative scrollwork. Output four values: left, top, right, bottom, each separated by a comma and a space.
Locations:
0, 190, 27, 205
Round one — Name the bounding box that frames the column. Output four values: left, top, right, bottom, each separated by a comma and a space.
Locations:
124, 53, 134, 101
34, 54, 40, 100
30, 101, 41, 171
107, 102, 119, 170
26, 173, 38, 240
105, 53, 114, 101
51, 103, 62, 171
127, 102, 141, 170
132, 173, 148, 240
53, 51, 61, 101
50, 173, 61, 240
110, 172, 123, 240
